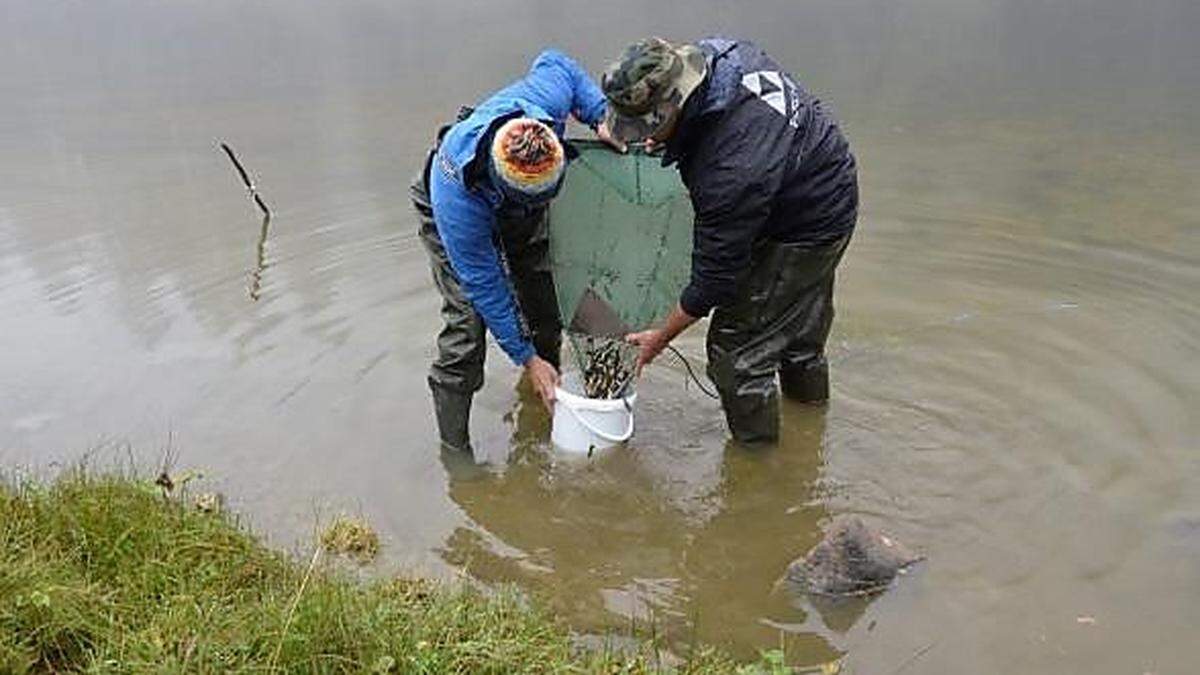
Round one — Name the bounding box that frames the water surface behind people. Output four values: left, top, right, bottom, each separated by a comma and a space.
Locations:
2, 1, 1198, 671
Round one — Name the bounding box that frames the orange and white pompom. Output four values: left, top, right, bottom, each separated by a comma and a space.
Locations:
489, 117, 565, 200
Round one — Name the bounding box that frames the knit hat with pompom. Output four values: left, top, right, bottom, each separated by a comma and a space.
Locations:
488, 117, 565, 204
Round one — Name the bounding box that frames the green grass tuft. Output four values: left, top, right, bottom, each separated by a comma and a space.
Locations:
0, 471, 746, 673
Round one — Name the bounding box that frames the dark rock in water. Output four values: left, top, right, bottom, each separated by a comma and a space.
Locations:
786, 517, 923, 597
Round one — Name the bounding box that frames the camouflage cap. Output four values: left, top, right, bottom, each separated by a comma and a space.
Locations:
601, 37, 707, 143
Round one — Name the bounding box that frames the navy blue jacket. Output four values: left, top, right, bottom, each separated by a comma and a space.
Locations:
663, 38, 858, 318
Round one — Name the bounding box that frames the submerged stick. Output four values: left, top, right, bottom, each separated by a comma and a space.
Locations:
220, 142, 272, 217
249, 213, 271, 302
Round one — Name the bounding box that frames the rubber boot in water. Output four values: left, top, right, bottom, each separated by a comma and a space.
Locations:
430, 384, 473, 453
780, 356, 829, 404
721, 387, 781, 444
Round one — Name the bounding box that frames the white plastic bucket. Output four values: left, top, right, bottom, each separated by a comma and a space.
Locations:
551, 371, 637, 453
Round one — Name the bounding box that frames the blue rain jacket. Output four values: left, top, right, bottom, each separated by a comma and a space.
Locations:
429, 50, 607, 365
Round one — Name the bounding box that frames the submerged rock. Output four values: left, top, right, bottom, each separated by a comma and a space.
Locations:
786, 517, 923, 597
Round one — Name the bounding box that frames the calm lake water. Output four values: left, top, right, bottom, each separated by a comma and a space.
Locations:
2, 1, 1198, 671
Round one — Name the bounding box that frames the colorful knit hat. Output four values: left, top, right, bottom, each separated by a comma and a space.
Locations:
488, 117, 565, 204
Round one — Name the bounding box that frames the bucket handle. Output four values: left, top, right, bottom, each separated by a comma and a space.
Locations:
559, 398, 635, 444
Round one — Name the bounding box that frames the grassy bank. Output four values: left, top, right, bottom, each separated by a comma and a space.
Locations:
0, 471, 760, 674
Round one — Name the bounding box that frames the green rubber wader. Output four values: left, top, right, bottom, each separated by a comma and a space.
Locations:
706, 234, 851, 444
410, 132, 562, 452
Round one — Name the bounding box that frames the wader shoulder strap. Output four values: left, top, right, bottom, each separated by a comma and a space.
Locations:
422, 106, 479, 191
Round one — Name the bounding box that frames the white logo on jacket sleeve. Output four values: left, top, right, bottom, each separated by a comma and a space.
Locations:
741, 71, 801, 127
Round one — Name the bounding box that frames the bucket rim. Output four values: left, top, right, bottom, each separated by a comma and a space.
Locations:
554, 385, 636, 411
555, 371, 636, 412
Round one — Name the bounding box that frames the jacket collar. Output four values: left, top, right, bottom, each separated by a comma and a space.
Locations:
661, 38, 740, 166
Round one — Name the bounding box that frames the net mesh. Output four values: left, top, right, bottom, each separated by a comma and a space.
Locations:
547, 141, 694, 389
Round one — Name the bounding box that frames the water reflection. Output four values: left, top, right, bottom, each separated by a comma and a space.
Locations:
438, 374, 854, 661
248, 214, 271, 302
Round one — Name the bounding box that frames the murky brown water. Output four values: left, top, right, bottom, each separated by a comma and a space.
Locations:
3, 1, 1199, 671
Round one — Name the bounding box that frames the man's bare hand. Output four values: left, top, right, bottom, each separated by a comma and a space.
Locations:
625, 305, 698, 373
626, 328, 669, 373
524, 355, 560, 410
596, 121, 627, 154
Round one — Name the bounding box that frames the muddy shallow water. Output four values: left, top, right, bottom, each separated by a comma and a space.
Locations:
2, 1, 1199, 671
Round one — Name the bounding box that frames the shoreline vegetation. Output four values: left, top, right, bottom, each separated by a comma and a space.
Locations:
0, 470, 797, 673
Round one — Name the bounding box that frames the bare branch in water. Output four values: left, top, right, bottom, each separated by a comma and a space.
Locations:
220, 142, 272, 217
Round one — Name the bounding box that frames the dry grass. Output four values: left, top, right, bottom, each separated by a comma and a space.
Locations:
320, 516, 380, 563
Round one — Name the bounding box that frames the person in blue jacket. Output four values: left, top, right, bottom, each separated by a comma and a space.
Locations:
411, 49, 624, 453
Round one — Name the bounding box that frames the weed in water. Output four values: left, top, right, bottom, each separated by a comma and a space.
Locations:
320, 515, 381, 563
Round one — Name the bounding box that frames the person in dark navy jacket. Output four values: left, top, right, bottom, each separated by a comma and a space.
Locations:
602, 37, 858, 443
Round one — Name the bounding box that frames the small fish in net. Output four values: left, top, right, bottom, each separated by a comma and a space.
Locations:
573, 334, 637, 399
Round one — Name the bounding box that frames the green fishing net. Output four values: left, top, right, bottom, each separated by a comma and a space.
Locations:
548, 141, 693, 382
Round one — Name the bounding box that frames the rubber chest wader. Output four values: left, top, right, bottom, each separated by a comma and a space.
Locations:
706, 234, 851, 444
410, 111, 562, 452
